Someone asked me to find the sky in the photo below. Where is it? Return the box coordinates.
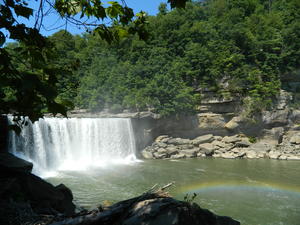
[20,0,169,37]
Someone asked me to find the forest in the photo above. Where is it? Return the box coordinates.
[4,0,300,117]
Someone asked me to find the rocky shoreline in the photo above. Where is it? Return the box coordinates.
[141,133,300,160]
[0,153,240,225]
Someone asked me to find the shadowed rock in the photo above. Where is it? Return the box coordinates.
[49,190,240,225]
[0,154,75,217]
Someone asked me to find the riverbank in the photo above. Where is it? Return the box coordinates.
[0,153,240,225]
[141,133,300,160]
[68,90,300,158]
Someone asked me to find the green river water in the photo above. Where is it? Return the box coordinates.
[48,158,300,225]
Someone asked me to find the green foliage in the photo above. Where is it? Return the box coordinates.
[70,0,300,116]
[2,0,300,121]
[0,0,188,125]
[248,136,257,143]
[109,104,123,114]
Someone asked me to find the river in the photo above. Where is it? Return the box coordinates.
[48,158,300,225]
[8,117,300,225]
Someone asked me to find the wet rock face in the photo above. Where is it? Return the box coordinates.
[141,133,300,161]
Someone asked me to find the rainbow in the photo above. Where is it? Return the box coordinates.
[176,180,300,196]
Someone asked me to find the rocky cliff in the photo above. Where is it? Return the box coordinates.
[46,90,300,160]
[138,90,300,160]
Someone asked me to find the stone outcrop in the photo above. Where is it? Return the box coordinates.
[26,90,299,154]
[131,91,300,151]
[136,89,300,156]
[141,134,300,160]
[0,153,75,217]
[0,152,33,172]
[49,189,240,225]
[0,154,240,225]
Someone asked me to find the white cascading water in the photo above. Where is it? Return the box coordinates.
[8,117,137,176]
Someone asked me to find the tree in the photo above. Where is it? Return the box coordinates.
[73,0,300,117]
[0,0,189,127]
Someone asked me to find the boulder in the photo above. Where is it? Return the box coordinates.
[221,152,236,159]
[224,117,241,131]
[50,191,240,225]
[247,142,273,153]
[231,148,244,154]
[268,151,281,159]
[192,134,214,145]
[153,152,167,159]
[286,155,300,160]
[165,149,178,156]
[212,152,222,158]
[155,135,169,143]
[0,163,75,216]
[157,142,168,148]
[179,144,194,150]
[141,151,154,159]
[167,138,191,145]
[165,146,179,155]
[21,173,75,215]
[0,153,33,173]
[290,134,300,144]
[199,143,215,156]
[54,184,75,216]
[180,149,198,158]
[0,178,21,198]
[197,152,206,157]
[214,136,223,141]
[157,148,167,154]
[222,135,241,144]
[211,140,227,148]
[245,151,259,159]
[279,155,287,160]
[235,139,251,148]
[170,154,186,159]
[123,197,239,225]
[236,151,246,158]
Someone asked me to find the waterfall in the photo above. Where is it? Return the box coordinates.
[8,117,137,176]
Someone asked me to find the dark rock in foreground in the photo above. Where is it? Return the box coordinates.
[50,190,240,225]
[0,153,75,223]
[0,154,239,225]
[0,152,33,173]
